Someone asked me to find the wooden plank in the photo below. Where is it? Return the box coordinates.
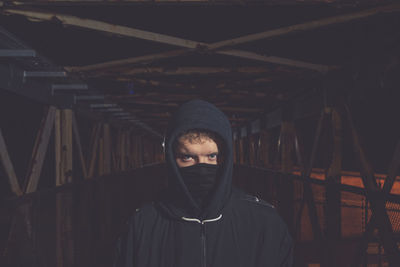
[72,112,88,178]
[279,122,295,233]
[325,108,342,267]
[280,122,295,173]
[8,0,397,5]
[4,9,335,72]
[120,131,126,171]
[94,66,276,76]
[207,3,400,50]
[126,131,132,169]
[3,8,203,48]
[219,49,335,72]
[248,134,256,165]
[57,4,400,72]
[0,129,23,196]
[294,109,326,245]
[55,109,61,186]
[55,110,74,267]
[98,137,104,176]
[88,124,101,178]
[66,49,187,72]
[60,109,73,184]
[71,48,333,73]
[25,106,56,193]
[258,130,271,167]
[103,123,111,174]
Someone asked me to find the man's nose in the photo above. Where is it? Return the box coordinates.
[197,156,207,164]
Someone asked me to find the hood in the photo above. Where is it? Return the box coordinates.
[160,99,233,220]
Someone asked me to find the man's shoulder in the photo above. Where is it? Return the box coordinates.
[232,187,275,209]
[230,188,289,232]
[237,193,275,210]
[125,202,158,226]
[231,187,280,219]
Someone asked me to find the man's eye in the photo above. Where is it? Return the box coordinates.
[208,153,218,160]
[181,155,193,161]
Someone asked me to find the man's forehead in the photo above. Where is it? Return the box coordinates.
[176,139,218,153]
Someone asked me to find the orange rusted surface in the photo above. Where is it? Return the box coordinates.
[292,168,400,195]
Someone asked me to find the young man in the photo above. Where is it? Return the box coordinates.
[114,99,293,267]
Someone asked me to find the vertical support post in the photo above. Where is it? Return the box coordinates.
[98,136,104,176]
[126,130,132,169]
[55,109,74,267]
[62,110,73,184]
[258,130,271,167]
[325,108,342,267]
[120,130,126,171]
[248,124,256,166]
[88,124,101,178]
[294,109,326,265]
[279,122,295,233]
[72,113,88,178]
[239,138,244,164]
[103,124,111,174]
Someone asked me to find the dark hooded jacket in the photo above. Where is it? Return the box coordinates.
[113,100,293,267]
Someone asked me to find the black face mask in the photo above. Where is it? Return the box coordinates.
[179,163,220,208]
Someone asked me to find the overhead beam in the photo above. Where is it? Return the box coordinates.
[3,8,334,72]
[219,49,334,72]
[93,66,277,76]
[51,3,400,72]
[3,8,203,48]
[65,49,188,72]
[4,0,397,5]
[207,3,400,50]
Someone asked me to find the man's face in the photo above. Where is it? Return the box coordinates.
[175,137,219,168]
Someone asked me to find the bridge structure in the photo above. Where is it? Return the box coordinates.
[0,1,400,266]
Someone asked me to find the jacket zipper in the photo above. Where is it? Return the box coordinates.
[181,215,222,267]
[201,223,206,267]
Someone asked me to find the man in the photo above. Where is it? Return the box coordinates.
[114,99,293,267]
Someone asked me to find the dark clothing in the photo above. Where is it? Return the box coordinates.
[114,100,293,267]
